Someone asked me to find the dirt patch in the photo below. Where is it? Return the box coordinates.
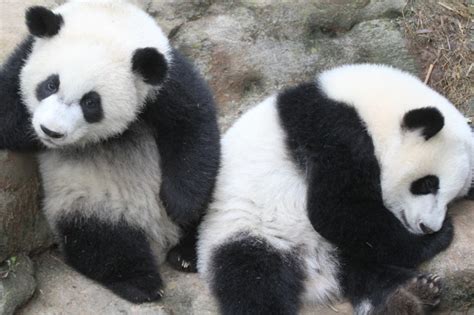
[402,0,473,115]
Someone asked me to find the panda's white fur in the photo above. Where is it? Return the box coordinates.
[38,126,181,259]
[20,0,171,147]
[198,64,473,314]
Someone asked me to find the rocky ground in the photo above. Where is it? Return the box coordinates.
[0,0,473,314]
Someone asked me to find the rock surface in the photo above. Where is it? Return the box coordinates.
[158,0,418,130]
[421,201,474,312]
[0,152,52,263]
[0,255,36,315]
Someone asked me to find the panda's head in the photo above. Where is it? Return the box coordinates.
[319,64,474,235]
[384,107,473,235]
[20,1,171,148]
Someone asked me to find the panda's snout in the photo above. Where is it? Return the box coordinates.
[40,125,65,139]
[419,222,435,234]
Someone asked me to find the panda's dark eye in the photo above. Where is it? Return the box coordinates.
[410,175,439,195]
[36,74,60,101]
[80,91,103,123]
[83,98,96,108]
[47,80,58,92]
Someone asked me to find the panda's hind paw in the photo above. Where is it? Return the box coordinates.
[405,274,442,309]
[377,274,442,315]
[167,244,197,273]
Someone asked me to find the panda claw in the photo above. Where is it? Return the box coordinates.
[167,244,197,273]
[181,260,190,269]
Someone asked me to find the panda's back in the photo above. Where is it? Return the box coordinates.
[38,124,181,258]
[198,95,341,304]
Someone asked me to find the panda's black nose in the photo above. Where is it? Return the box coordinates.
[40,125,64,139]
[419,223,435,234]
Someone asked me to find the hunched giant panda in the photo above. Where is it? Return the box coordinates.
[0,0,220,303]
[198,64,473,315]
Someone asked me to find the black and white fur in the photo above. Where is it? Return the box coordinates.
[0,0,220,303]
[198,64,473,314]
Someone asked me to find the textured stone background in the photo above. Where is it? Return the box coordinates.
[0,0,472,314]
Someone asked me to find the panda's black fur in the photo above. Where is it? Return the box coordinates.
[0,37,42,151]
[0,5,220,304]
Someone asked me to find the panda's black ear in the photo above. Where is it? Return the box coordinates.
[132,48,168,85]
[402,107,444,140]
[26,6,63,38]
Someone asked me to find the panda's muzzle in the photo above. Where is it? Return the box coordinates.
[40,124,65,139]
[419,222,435,234]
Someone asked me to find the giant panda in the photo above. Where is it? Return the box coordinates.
[0,0,220,303]
[198,64,473,314]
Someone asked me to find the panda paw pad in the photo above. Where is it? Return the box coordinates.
[405,274,442,307]
[379,274,442,314]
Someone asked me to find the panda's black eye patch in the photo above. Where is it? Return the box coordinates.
[80,91,103,123]
[410,175,439,195]
[36,74,59,101]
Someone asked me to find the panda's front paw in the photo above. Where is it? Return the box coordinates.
[106,272,164,304]
[431,217,454,251]
[167,243,197,273]
[378,274,442,315]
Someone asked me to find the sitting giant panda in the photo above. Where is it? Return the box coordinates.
[198,64,473,314]
[0,0,220,303]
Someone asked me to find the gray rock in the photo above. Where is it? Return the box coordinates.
[0,152,52,263]
[0,255,36,315]
[422,201,474,312]
[170,4,418,130]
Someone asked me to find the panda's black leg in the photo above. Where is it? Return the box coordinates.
[342,260,442,315]
[57,215,163,304]
[167,221,198,273]
[209,235,305,315]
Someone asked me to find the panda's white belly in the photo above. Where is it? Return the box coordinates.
[38,126,181,260]
[198,97,341,304]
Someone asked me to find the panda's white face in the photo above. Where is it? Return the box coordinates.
[319,64,474,235]
[19,0,171,148]
[382,129,472,234]
[21,42,145,148]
